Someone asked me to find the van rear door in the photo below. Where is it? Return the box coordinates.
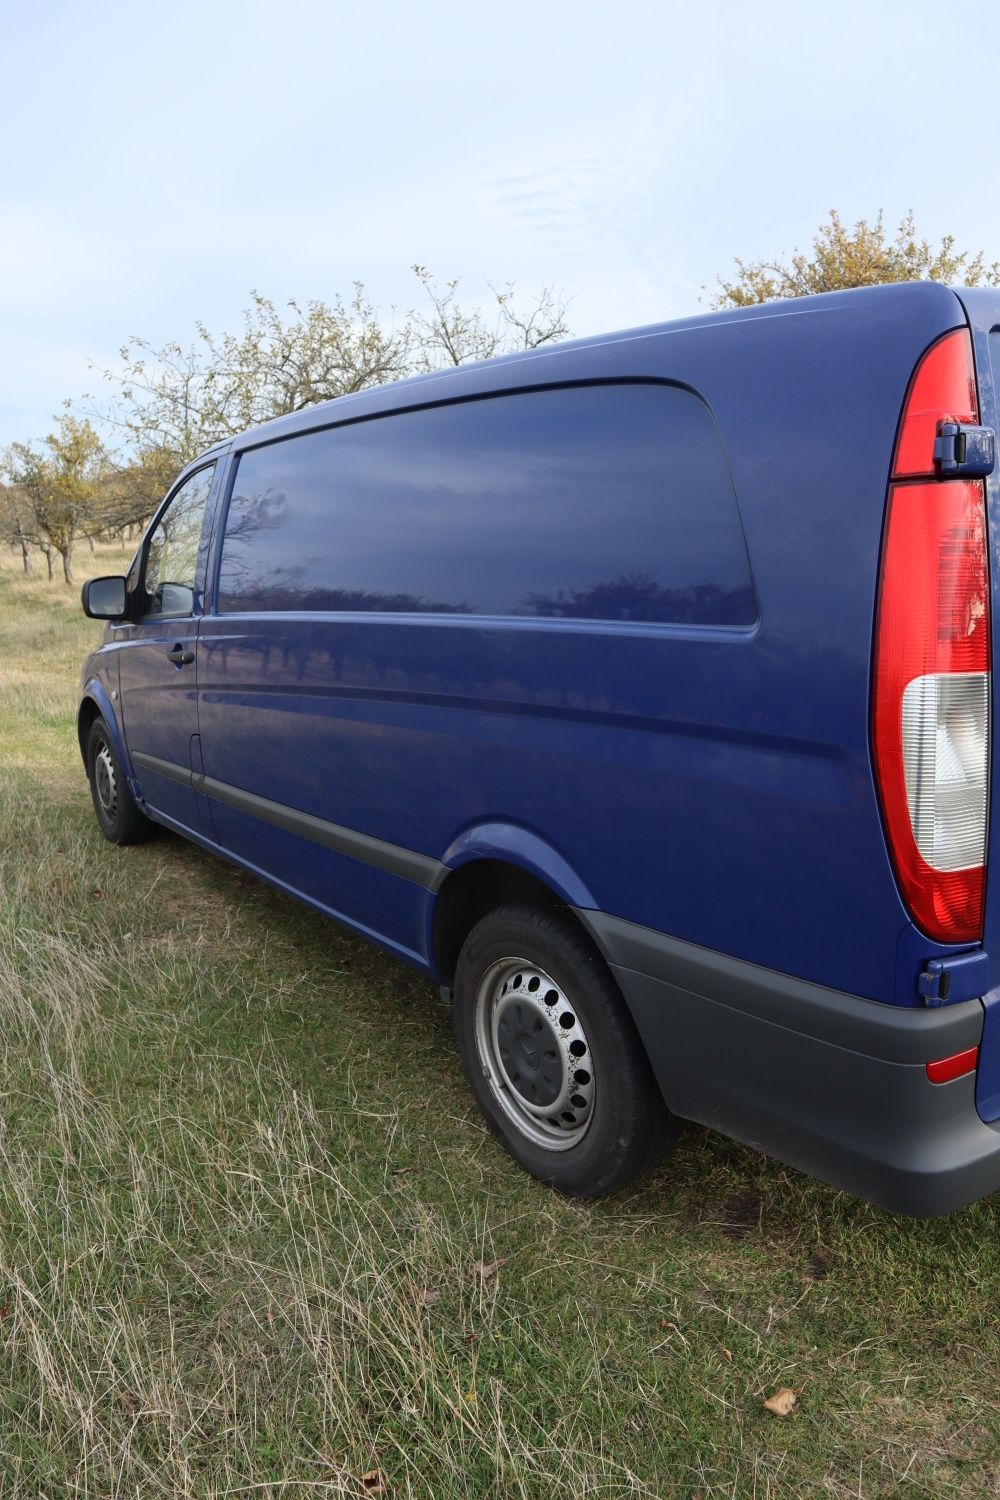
[948,290,1000,1117]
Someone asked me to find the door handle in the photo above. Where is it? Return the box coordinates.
[166,646,195,666]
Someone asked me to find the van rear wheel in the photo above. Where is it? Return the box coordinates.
[86,716,157,846]
[453,904,675,1196]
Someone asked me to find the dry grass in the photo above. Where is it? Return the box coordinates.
[2,545,1000,1497]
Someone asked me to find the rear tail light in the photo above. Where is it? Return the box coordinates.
[873,330,990,944]
[892,329,978,478]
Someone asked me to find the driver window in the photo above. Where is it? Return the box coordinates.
[141,465,216,618]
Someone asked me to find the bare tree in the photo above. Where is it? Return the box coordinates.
[85,270,572,468]
[92,444,178,544]
[410,267,570,368]
[0,483,37,574]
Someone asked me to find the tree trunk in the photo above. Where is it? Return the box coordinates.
[42,544,54,581]
[87,533,95,552]
[62,541,75,585]
[15,525,32,574]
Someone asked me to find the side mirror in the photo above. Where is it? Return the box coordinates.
[81,575,127,620]
[158,581,195,616]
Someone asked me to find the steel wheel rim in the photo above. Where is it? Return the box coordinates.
[473,957,595,1151]
[94,741,118,818]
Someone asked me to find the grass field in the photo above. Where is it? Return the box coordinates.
[2,547,1000,1498]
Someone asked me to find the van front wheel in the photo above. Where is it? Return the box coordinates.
[453,905,674,1196]
[86,716,157,846]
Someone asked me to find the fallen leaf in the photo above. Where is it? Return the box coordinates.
[90,888,103,899]
[722,1348,733,1362]
[416,1287,441,1309]
[471,1258,506,1283]
[360,1471,388,1495]
[763,1387,796,1417]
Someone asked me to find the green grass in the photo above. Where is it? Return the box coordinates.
[2,547,1000,1497]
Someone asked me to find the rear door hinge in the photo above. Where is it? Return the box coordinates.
[933,422,996,477]
[918,960,949,1005]
[919,949,990,1006]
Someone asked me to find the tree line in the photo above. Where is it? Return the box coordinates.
[0,268,570,584]
[4,214,999,585]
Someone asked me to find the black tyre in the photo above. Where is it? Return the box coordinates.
[453,904,676,1196]
[86,716,157,846]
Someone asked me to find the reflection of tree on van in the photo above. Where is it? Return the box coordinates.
[228,489,288,533]
[220,483,754,625]
[219,490,473,614]
[289,586,471,613]
[220,560,472,616]
[523,572,755,625]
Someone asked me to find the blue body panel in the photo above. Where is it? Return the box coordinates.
[79,659,130,786]
[81,283,984,1013]
[116,618,205,830]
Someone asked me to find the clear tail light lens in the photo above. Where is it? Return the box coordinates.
[901,672,989,872]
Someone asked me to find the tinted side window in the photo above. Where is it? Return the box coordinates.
[218,386,754,625]
[139,464,216,618]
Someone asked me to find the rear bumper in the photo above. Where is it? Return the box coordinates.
[576,910,1000,1216]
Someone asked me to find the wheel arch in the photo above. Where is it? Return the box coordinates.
[431,859,574,984]
[77,685,135,795]
[431,823,600,984]
[77,694,102,766]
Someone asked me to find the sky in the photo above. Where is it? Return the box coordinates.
[4,0,1000,450]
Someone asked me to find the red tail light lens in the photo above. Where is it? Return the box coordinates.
[873,330,990,944]
[893,329,978,479]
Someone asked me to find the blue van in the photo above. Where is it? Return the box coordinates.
[78,282,1000,1214]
